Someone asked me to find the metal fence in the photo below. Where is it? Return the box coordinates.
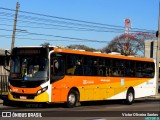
[0,75,8,99]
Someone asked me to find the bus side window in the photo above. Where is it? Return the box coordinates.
[143,62,155,78]
[83,56,98,76]
[66,54,76,75]
[66,54,83,75]
[111,59,120,76]
[53,59,59,73]
[106,67,112,76]
[135,62,143,77]
[75,59,83,75]
[105,59,111,76]
[50,58,54,75]
[67,65,76,75]
[91,60,98,76]
[113,68,118,76]
[50,53,65,79]
[98,58,106,76]
[125,60,135,77]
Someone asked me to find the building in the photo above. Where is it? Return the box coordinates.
[0,49,9,75]
[145,40,160,93]
[145,40,157,59]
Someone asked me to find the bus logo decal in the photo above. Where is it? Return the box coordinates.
[83,80,94,85]
[121,79,125,86]
[101,79,111,82]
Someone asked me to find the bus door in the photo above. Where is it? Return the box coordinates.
[50,53,66,102]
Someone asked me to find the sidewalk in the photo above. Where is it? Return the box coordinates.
[143,94,160,100]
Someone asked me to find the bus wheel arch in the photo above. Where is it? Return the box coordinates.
[126,87,135,105]
[66,87,80,108]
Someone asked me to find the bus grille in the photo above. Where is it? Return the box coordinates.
[11,92,36,99]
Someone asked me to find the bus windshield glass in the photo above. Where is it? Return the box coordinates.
[10,48,48,81]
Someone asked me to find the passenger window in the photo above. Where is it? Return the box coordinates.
[105,59,112,76]
[125,60,135,77]
[98,58,106,76]
[112,59,125,77]
[143,62,155,78]
[66,54,84,75]
[83,56,98,76]
[136,62,144,77]
[50,53,65,79]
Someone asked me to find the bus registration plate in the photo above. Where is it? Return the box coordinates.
[20,96,27,99]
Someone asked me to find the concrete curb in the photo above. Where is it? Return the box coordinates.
[145,95,160,99]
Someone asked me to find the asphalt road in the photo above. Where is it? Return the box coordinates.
[0,99,159,120]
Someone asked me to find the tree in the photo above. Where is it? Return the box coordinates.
[67,44,98,52]
[40,42,50,47]
[102,32,156,56]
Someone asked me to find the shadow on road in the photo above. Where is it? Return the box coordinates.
[2,98,159,109]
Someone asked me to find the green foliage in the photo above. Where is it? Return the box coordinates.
[67,44,98,52]
[102,33,148,56]
[40,42,50,47]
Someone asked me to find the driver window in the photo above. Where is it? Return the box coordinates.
[50,53,65,77]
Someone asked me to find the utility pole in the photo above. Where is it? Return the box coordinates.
[11,2,20,50]
[124,18,131,55]
[156,2,160,96]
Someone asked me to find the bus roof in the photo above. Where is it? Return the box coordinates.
[13,46,47,48]
[53,47,154,62]
[12,46,154,62]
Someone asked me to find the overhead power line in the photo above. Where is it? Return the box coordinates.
[0,7,127,28]
[0,23,124,33]
[0,7,156,33]
[0,28,108,43]
[0,16,155,34]
[0,12,126,33]
[0,6,157,48]
[0,35,97,43]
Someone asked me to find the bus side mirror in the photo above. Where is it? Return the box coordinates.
[5,50,11,56]
[4,50,10,72]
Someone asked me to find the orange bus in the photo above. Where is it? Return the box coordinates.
[6,46,156,107]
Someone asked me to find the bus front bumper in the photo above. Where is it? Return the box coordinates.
[8,91,49,102]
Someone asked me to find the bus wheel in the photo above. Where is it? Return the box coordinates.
[126,89,134,105]
[66,90,79,108]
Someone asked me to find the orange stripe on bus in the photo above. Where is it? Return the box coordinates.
[10,85,42,94]
[51,76,151,102]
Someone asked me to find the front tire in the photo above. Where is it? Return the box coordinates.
[66,90,79,108]
[126,89,134,105]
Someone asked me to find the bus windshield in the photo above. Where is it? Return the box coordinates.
[10,56,48,81]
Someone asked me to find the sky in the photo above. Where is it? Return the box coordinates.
[0,0,159,50]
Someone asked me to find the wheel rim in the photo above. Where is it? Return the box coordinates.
[68,93,76,105]
[128,92,133,102]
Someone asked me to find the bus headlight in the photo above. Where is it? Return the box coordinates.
[8,86,12,93]
[37,86,48,95]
